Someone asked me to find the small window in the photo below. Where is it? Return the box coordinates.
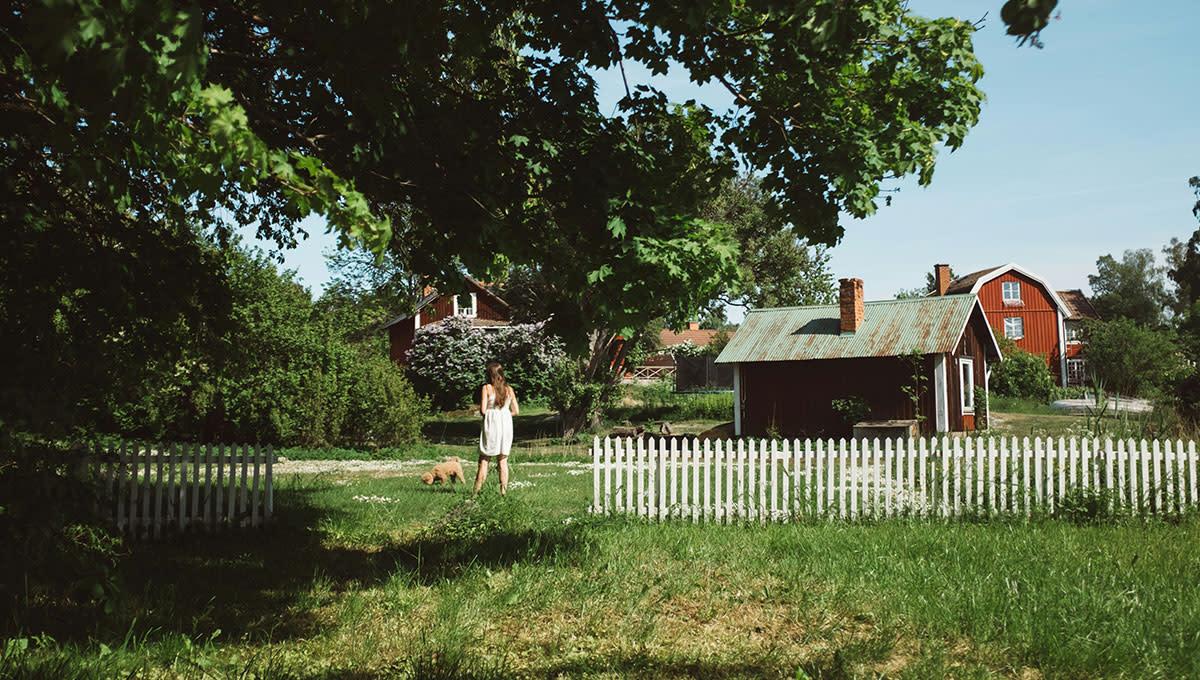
[454,292,478,318]
[959,358,975,413]
[1004,317,1024,339]
[1002,281,1022,304]
[1066,322,1084,342]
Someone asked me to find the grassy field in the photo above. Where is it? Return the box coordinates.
[6,449,1200,679]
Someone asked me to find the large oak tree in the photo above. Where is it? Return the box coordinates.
[4,0,988,434]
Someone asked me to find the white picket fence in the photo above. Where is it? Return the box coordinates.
[90,442,274,539]
[591,436,1200,521]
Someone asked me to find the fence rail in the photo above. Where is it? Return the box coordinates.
[591,436,1200,522]
[87,442,274,539]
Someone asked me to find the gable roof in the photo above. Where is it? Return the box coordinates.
[944,266,1001,294]
[715,294,1000,364]
[379,276,508,329]
[1057,289,1100,320]
[944,262,1072,317]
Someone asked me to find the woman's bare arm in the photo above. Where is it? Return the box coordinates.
[479,385,489,417]
[508,387,519,416]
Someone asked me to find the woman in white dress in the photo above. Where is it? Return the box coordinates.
[475,361,518,494]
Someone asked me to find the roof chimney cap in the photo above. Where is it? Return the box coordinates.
[838,277,864,334]
[934,264,952,296]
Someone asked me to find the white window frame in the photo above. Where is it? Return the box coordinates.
[1004,316,1024,340]
[452,292,478,318]
[1001,281,1022,304]
[1066,321,1084,344]
[959,358,975,414]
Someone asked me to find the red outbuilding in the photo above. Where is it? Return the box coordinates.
[716,278,1002,438]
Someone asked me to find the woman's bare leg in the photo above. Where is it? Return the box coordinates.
[498,455,510,495]
[474,456,490,493]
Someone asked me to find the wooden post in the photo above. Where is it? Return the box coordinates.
[692,439,702,523]
[116,443,128,534]
[265,444,274,523]
[679,438,689,520]
[154,446,164,540]
[603,436,613,516]
[203,443,213,530]
[215,443,225,528]
[251,444,261,528]
[703,439,712,523]
[188,442,199,528]
[591,437,601,514]
[227,443,239,525]
[826,439,835,519]
[239,443,250,526]
[175,443,186,531]
[637,437,646,518]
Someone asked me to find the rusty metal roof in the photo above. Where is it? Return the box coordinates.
[715,294,983,364]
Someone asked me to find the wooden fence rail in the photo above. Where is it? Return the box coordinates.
[86,442,274,539]
[591,436,1200,522]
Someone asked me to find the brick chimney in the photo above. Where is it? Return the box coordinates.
[839,278,864,334]
[687,321,700,331]
[934,264,952,296]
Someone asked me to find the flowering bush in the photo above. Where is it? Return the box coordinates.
[406,317,566,409]
[667,340,707,358]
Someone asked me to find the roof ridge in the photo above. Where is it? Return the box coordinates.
[746,294,975,314]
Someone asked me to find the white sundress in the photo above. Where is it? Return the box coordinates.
[479,386,514,457]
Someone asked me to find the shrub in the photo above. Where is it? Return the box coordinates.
[1084,318,1186,397]
[831,396,870,427]
[990,338,1056,402]
[0,440,124,634]
[341,350,428,448]
[406,317,566,410]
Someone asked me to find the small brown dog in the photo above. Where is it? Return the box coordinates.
[421,457,466,486]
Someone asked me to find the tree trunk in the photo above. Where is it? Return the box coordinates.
[558,330,632,440]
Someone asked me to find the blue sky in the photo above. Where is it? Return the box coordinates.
[248,0,1199,321]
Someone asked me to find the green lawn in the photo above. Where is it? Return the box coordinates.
[6,452,1200,679]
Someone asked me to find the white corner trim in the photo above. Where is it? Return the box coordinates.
[1056,307,1068,385]
[414,312,421,329]
[934,354,949,433]
[733,364,743,436]
[983,358,990,424]
[967,262,1073,318]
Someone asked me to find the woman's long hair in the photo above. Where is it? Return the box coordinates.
[486,362,508,405]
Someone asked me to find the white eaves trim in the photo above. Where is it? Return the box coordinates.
[961,262,1073,318]
[953,297,1004,362]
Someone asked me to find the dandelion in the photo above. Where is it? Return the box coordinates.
[352,494,401,504]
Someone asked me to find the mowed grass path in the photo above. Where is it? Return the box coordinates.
[9,454,1200,678]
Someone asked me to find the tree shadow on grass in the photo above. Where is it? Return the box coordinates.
[68,485,592,647]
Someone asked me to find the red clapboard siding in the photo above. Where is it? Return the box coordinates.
[739,355,939,439]
[977,271,1061,378]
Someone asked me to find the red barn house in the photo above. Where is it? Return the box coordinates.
[938,263,1097,386]
[381,277,510,364]
[716,278,1002,438]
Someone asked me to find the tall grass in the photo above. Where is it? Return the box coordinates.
[613,380,733,424]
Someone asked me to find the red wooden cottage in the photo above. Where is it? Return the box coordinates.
[937,263,1098,386]
[381,277,510,364]
[716,278,1002,438]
